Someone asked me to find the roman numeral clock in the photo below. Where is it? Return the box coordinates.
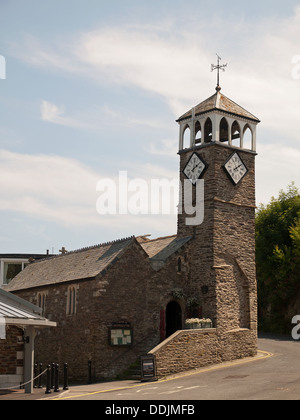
[183,152,208,185]
[223,152,248,186]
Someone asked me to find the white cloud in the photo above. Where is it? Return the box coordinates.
[13,8,300,146]
[41,100,91,129]
[256,143,300,206]
[40,100,168,132]
[8,8,300,223]
[41,100,65,123]
[0,139,298,243]
[148,138,178,157]
[0,150,178,235]
[0,150,101,227]
[11,34,84,75]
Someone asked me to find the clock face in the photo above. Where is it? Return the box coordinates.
[183,153,208,185]
[223,152,248,186]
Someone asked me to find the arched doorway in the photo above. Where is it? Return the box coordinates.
[166,301,182,338]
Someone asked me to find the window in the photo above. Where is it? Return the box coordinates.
[67,286,77,316]
[3,263,22,285]
[37,292,47,316]
[177,257,182,273]
[1,260,29,285]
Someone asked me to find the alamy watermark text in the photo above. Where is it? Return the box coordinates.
[96,171,204,226]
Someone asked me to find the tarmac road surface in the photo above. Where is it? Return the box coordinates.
[49,334,300,401]
[1,334,300,400]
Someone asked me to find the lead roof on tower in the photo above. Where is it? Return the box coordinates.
[176,90,260,124]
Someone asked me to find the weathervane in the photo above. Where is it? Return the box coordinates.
[211,54,227,91]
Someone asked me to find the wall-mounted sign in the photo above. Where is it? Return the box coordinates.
[109,322,133,347]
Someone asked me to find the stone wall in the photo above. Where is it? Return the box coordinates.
[14,240,190,383]
[0,325,24,388]
[7,143,257,382]
[150,329,219,377]
[149,328,257,379]
[177,143,257,336]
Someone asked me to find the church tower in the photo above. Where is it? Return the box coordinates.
[176,63,260,339]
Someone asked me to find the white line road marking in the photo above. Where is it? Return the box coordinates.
[162,385,204,395]
[136,387,158,393]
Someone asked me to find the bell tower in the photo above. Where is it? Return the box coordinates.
[176,69,260,341]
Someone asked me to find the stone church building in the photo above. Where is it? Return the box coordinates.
[5,84,260,383]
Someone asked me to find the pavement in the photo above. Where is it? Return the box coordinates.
[0,350,270,400]
[0,379,144,400]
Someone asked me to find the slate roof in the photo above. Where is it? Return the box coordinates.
[139,235,192,271]
[5,237,135,292]
[138,235,178,258]
[5,234,192,292]
[177,90,260,123]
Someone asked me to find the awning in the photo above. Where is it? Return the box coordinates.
[0,288,57,328]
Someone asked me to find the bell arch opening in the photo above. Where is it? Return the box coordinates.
[220,117,229,144]
[243,124,253,150]
[183,125,191,149]
[204,118,213,143]
[195,121,202,144]
[231,120,241,147]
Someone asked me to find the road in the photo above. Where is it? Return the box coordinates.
[54,335,300,401]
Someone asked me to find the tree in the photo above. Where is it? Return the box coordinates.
[256,183,300,333]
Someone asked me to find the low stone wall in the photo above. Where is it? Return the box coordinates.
[149,329,219,377]
[149,328,257,378]
[219,328,257,361]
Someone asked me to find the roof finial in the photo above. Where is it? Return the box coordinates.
[211,54,227,92]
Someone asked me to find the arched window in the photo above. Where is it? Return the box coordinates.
[243,125,253,150]
[177,257,182,273]
[67,286,77,316]
[195,121,202,144]
[220,117,229,143]
[37,292,47,317]
[204,118,212,143]
[231,121,241,147]
[183,125,190,149]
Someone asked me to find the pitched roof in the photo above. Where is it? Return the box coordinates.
[138,235,178,258]
[5,237,135,292]
[139,235,192,271]
[5,234,193,292]
[0,288,56,327]
[177,90,260,123]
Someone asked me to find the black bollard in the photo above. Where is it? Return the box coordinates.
[38,363,43,389]
[63,363,69,391]
[45,364,52,394]
[51,362,55,389]
[54,363,60,392]
[88,360,92,384]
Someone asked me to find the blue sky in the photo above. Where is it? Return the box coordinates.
[0,0,300,253]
